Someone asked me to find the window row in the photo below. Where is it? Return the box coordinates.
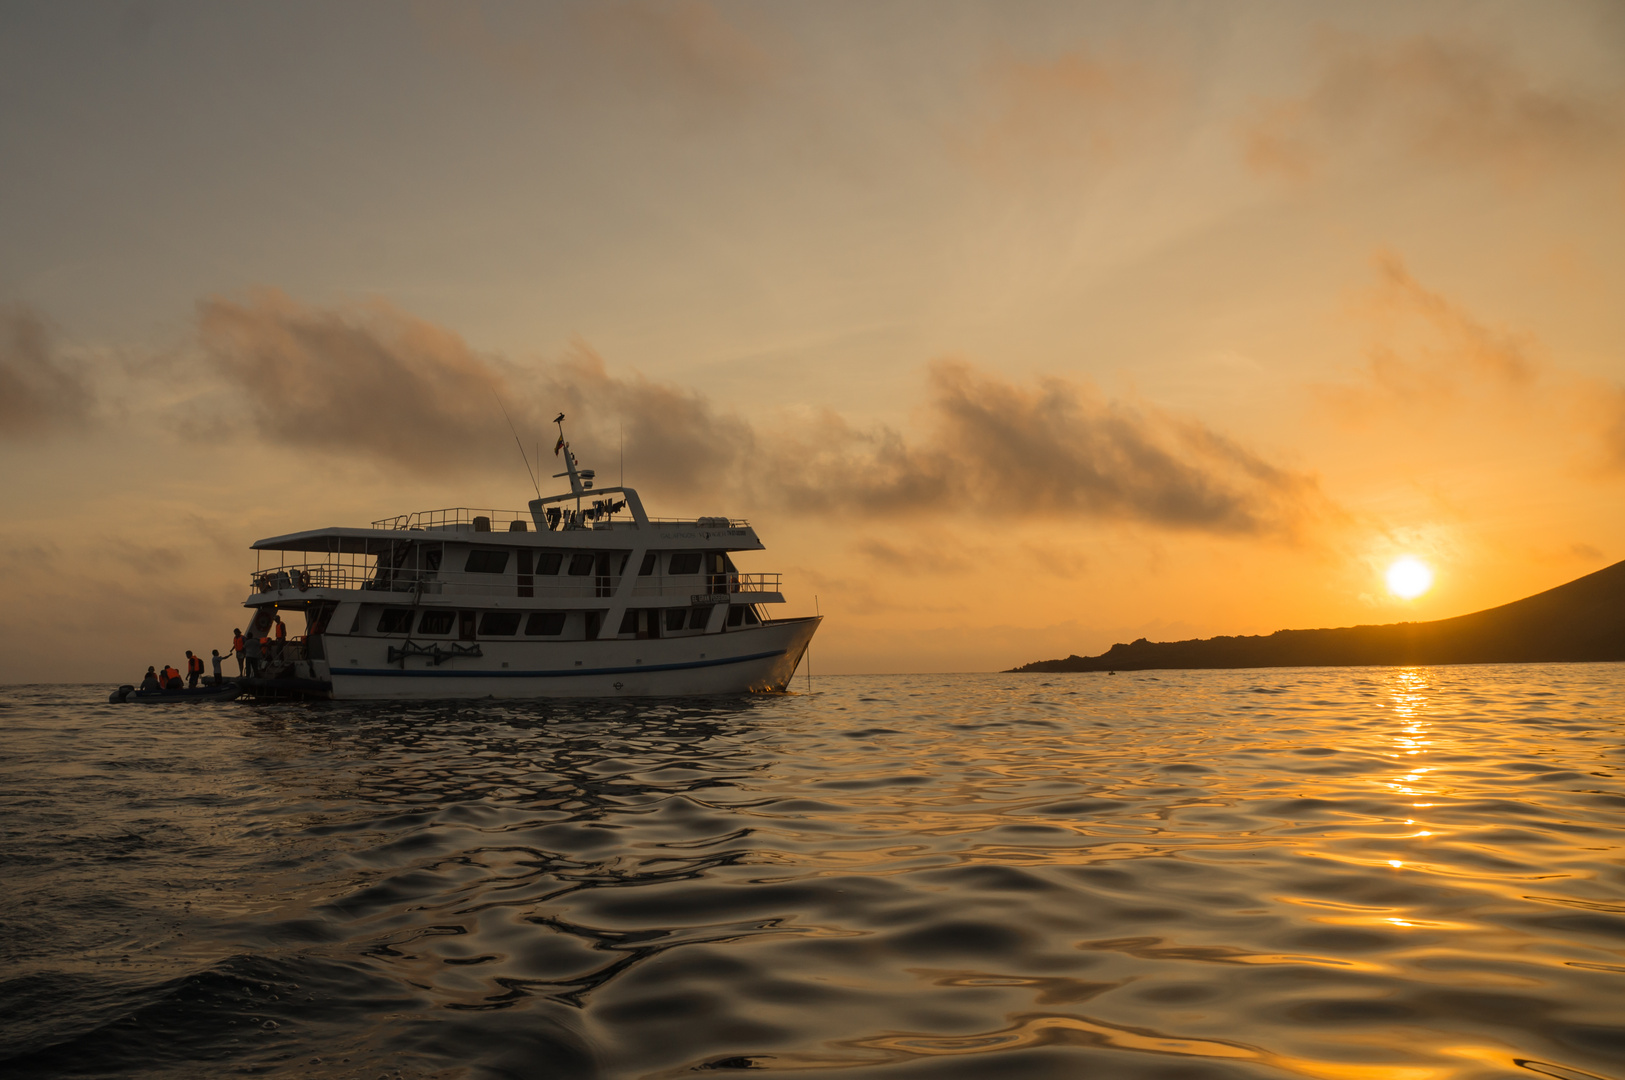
[377,609,568,636]
[374,604,762,638]
[459,549,735,576]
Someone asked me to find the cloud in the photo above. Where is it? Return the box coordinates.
[854,537,987,576]
[955,47,1167,181]
[580,0,775,98]
[196,291,1328,538]
[767,361,1326,537]
[1370,252,1536,385]
[0,305,94,439]
[416,0,775,101]
[198,289,522,470]
[1241,33,1624,183]
[1317,252,1541,422]
[1589,382,1625,472]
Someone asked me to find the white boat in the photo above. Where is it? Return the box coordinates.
[239,423,819,699]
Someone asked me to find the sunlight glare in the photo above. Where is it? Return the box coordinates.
[1386,557,1434,599]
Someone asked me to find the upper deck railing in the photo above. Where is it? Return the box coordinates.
[371,508,535,532]
[250,563,781,601]
[646,517,750,528]
[368,507,752,534]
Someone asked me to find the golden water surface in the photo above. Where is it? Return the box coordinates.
[1,665,1622,1079]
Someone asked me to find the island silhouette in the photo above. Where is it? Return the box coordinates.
[1010,559,1625,673]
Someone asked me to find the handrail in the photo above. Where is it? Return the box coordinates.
[368,507,752,532]
[372,508,534,531]
[250,563,781,600]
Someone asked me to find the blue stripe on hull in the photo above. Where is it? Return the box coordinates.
[341,648,787,679]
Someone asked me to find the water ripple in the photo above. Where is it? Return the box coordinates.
[1,666,1622,1079]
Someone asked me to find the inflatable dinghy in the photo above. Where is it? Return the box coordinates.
[110,683,242,704]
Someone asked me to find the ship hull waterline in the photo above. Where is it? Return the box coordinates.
[316,616,820,700]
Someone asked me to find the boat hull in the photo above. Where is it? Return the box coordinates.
[319,616,820,700]
[125,683,243,703]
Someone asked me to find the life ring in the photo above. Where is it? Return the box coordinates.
[296,571,311,591]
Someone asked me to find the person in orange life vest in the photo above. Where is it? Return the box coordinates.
[162,664,182,690]
[231,629,246,675]
[185,651,204,688]
[141,666,161,692]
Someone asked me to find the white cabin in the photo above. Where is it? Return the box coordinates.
[241,438,819,699]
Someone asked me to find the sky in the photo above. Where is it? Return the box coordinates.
[3,0,1624,683]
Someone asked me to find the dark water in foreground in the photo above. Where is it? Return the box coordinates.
[2,668,1623,1080]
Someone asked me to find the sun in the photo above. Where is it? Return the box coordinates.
[1386,557,1434,599]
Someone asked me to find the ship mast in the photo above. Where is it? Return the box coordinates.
[550,413,595,512]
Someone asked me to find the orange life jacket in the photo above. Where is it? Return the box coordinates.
[232,633,245,651]
[163,666,179,682]
[188,656,204,674]
[274,622,286,640]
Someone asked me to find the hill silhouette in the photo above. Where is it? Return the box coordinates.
[1010,559,1625,673]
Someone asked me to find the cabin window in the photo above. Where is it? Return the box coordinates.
[417,610,456,635]
[479,612,522,635]
[568,554,595,576]
[726,606,745,627]
[618,610,639,635]
[422,548,443,573]
[743,607,760,625]
[465,549,510,574]
[639,552,656,576]
[690,607,712,630]
[665,608,688,632]
[537,552,563,575]
[377,610,413,634]
[524,612,566,635]
[668,553,702,575]
[516,551,533,575]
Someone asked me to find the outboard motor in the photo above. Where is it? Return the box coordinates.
[109,684,134,703]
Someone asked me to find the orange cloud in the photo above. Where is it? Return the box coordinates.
[956,46,1167,180]
[1317,251,1541,423]
[777,360,1327,536]
[0,305,94,439]
[195,291,1330,538]
[1584,381,1625,473]
[1241,33,1624,184]
[581,0,775,98]
[417,0,775,100]
[198,290,519,470]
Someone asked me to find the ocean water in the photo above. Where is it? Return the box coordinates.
[2,667,1623,1080]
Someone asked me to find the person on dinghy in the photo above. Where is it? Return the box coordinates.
[185,651,204,688]
[141,667,161,692]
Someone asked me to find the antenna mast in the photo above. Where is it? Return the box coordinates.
[494,392,541,499]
